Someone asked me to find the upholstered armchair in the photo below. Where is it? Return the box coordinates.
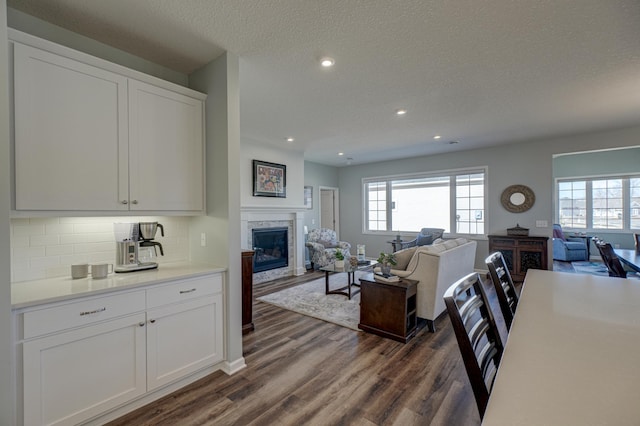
[399,228,445,250]
[552,224,588,261]
[306,228,351,268]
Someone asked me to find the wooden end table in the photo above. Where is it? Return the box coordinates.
[358,272,418,343]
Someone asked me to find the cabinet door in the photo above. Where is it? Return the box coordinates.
[14,43,129,211]
[22,313,146,426]
[146,294,223,390]
[128,80,204,212]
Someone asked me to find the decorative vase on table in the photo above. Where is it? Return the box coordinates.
[335,248,345,268]
[377,252,397,277]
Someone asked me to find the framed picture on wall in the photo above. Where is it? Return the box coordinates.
[253,160,287,197]
[304,186,313,209]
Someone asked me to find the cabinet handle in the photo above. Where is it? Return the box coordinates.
[121,200,128,205]
[179,288,197,294]
[131,200,138,205]
[149,319,156,324]
[79,307,106,316]
[138,322,145,327]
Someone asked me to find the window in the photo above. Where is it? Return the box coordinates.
[364,168,486,235]
[557,176,639,230]
[592,178,622,229]
[558,181,586,228]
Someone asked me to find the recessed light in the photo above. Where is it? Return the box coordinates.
[338,152,344,156]
[320,57,335,67]
[434,135,441,140]
[396,109,407,116]
[286,137,294,143]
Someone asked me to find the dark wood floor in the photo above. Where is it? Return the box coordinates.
[108,271,507,426]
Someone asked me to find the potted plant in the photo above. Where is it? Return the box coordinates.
[334,248,345,268]
[377,252,397,276]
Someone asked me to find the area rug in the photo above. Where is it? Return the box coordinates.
[571,261,610,277]
[256,274,363,331]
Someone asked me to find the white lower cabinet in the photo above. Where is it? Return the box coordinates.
[18,273,224,426]
[147,294,223,390]
[23,313,147,426]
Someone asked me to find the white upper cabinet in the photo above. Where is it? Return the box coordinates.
[128,80,204,212]
[12,34,206,214]
[14,43,129,211]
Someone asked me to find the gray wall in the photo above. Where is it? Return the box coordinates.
[553,146,640,250]
[303,161,339,231]
[337,125,640,268]
[8,8,187,86]
[189,52,244,368]
[1,2,13,422]
[553,147,640,178]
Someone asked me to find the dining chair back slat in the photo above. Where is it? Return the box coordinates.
[594,240,627,278]
[485,252,519,330]
[444,272,504,419]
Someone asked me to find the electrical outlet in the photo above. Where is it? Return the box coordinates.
[200,233,206,247]
[535,220,548,228]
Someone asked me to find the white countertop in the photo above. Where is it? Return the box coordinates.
[482,269,640,425]
[12,262,226,309]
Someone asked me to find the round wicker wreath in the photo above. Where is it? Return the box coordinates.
[500,184,535,213]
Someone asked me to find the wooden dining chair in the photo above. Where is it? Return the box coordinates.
[444,272,504,419]
[634,234,640,252]
[485,252,519,330]
[594,240,627,278]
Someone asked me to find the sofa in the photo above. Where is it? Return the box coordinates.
[377,238,477,332]
[306,228,351,268]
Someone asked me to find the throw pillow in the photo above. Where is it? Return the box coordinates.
[433,238,445,245]
[423,243,446,254]
[319,240,339,248]
[393,247,418,270]
[415,233,434,246]
[443,240,458,249]
[552,226,566,241]
[454,238,468,245]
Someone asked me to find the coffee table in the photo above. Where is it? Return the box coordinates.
[320,259,375,299]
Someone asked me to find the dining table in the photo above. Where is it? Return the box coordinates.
[614,248,640,272]
[482,269,640,425]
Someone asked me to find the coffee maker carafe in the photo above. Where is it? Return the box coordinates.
[114,223,159,273]
[139,222,164,258]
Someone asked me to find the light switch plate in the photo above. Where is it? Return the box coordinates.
[535,220,548,228]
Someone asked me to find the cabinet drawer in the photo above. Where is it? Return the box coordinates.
[146,274,223,309]
[23,291,146,339]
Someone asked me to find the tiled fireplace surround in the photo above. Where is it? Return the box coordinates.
[240,207,306,284]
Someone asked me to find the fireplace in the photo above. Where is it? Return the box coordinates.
[252,227,289,272]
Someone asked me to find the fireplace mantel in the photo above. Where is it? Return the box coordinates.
[240,208,306,279]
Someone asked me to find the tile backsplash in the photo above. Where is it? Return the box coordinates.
[11,216,190,282]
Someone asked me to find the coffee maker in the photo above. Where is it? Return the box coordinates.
[139,222,164,258]
[114,223,159,273]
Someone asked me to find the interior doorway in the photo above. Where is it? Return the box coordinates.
[320,187,340,236]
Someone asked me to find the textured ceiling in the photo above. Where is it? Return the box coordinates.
[8,0,640,166]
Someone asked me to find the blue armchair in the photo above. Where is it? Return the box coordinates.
[552,224,588,261]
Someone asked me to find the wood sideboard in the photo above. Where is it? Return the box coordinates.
[488,234,549,282]
[241,250,255,334]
